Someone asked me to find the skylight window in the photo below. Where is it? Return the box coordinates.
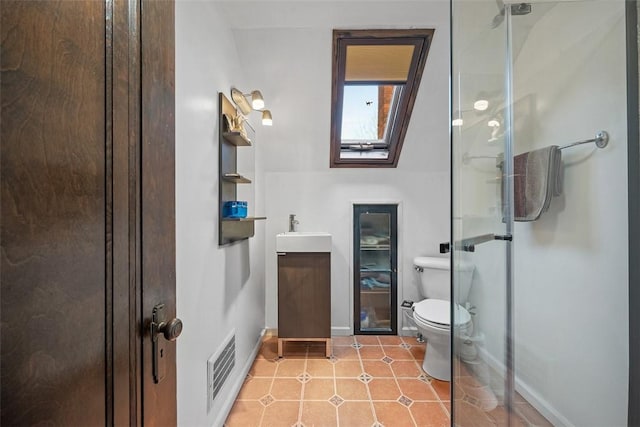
[330,29,434,167]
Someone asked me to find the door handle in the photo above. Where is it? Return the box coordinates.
[151,303,183,383]
[439,234,512,253]
[460,233,512,252]
[155,317,183,341]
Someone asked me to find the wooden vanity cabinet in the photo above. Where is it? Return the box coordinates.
[277,252,331,356]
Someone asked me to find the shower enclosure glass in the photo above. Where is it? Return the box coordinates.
[451,1,629,425]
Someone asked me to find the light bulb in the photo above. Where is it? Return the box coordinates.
[261,110,272,126]
[251,90,265,110]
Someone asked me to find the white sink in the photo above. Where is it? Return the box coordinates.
[276,232,332,253]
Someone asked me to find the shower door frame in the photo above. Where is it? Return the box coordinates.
[626,2,640,425]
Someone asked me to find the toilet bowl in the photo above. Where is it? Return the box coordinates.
[412,256,475,381]
[413,298,471,380]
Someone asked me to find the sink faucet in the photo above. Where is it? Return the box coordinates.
[289,214,299,232]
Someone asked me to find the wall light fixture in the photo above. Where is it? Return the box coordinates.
[231,87,273,126]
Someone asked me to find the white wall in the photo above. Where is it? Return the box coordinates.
[225,0,451,335]
[458,2,628,426]
[175,3,267,426]
[512,3,628,425]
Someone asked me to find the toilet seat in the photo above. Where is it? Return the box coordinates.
[413,299,471,328]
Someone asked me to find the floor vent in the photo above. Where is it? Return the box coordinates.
[208,332,236,410]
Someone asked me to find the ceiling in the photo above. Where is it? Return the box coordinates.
[213,1,449,30]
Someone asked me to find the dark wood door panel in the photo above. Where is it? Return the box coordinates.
[140,0,177,425]
[1,1,107,424]
[1,0,177,425]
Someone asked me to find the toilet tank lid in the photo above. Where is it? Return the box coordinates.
[413,256,474,271]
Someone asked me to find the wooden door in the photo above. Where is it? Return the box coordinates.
[140,1,178,425]
[0,1,176,425]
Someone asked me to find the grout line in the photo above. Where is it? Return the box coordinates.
[360,341,379,425]
[332,342,340,427]
[296,344,309,424]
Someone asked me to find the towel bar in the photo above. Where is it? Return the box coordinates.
[559,130,609,150]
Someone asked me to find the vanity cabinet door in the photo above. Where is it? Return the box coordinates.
[278,253,331,338]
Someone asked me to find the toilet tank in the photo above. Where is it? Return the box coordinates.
[413,256,475,302]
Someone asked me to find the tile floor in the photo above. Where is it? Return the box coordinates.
[224,335,551,427]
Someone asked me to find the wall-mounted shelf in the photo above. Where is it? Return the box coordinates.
[221,216,267,222]
[222,131,252,147]
[222,173,252,184]
[218,93,266,245]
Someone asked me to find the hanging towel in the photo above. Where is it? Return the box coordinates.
[513,145,563,221]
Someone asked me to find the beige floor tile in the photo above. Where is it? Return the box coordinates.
[301,401,338,426]
[336,378,370,400]
[431,379,451,401]
[306,358,334,378]
[229,336,463,426]
[236,377,273,400]
[378,336,405,345]
[396,378,439,401]
[275,359,306,377]
[331,336,356,346]
[249,359,278,377]
[332,345,359,360]
[391,360,423,378]
[409,345,426,361]
[333,360,362,378]
[383,346,414,360]
[303,378,335,401]
[257,340,279,360]
[224,400,264,427]
[372,401,415,426]
[261,401,301,427]
[271,378,303,400]
[453,400,498,427]
[354,335,380,345]
[337,401,375,427]
[410,402,450,427]
[362,360,395,378]
[368,378,402,401]
[358,345,385,360]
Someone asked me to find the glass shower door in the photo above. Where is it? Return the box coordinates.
[451,0,514,423]
[451,1,629,426]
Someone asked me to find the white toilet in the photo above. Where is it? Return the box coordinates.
[412,256,475,381]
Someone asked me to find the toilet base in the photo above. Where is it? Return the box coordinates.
[423,339,451,381]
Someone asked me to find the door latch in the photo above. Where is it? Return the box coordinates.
[151,303,183,384]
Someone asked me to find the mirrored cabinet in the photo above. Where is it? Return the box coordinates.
[353,204,397,334]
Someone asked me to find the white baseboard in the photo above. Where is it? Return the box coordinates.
[212,329,265,427]
[265,327,277,337]
[331,326,352,336]
[478,347,573,427]
[401,326,418,337]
